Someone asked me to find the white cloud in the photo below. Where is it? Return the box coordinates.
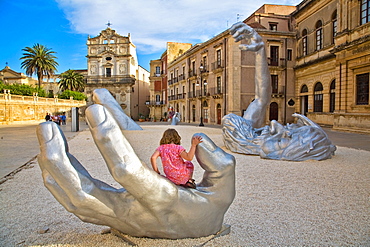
[56,0,301,55]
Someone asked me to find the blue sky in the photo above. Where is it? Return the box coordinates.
[0,0,301,75]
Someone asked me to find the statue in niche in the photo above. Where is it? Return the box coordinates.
[119,63,127,74]
[222,23,336,161]
[36,88,235,239]
[90,65,96,74]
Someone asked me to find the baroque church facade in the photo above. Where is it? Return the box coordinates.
[84,26,149,119]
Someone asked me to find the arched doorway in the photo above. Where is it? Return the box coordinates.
[269,102,278,121]
[192,105,196,122]
[330,80,335,112]
[203,101,209,123]
[300,84,309,116]
[217,104,222,124]
[314,82,323,112]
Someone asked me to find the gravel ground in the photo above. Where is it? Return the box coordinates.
[1,125,369,246]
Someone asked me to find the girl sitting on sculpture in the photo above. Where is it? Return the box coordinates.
[151,128,202,189]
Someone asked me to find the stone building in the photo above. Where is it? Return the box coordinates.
[163,4,296,126]
[84,27,149,119]
[147,42,192,121]
[293,0,370,133]
[0,66,38,86]
[149,1,370,132]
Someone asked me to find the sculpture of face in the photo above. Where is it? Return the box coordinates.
[222,113,336,161]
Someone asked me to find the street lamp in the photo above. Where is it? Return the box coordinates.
[197,64,206,126]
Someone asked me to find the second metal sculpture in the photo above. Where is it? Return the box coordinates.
[222,23,336,161]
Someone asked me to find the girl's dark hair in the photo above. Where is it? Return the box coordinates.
[160,128,181,145]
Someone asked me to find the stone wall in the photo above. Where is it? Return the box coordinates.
[0,93,87,125]
[307,112,370,134]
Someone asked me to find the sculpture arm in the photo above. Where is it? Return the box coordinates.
[230,22,271,128]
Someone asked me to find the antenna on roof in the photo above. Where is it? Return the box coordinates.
[237,14,243,22]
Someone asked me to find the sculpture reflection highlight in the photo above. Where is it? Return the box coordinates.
[223,22,336,161]
[36,91,235,239]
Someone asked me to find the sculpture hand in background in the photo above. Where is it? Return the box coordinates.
[36,104,235,239]
[230,22,264,52]
[229,22,271,128]
[223,23,335,161]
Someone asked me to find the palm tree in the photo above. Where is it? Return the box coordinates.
[20,43,58,88]
[58,69,85,91]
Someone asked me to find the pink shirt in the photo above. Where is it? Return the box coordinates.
[156,144,194,185]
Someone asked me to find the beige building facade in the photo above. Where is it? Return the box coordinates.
[85,27,149,119]
[160,4,297,126]
[147,42,192,121]
[148,1,370,132]
[294,0,370,133]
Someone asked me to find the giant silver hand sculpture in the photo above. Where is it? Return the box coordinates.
[36,103,235,239]
[223,23,336,161]
[92,88,142,130]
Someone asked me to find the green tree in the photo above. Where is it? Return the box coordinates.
[59,90,87,101]
[20,43,58,88]
[58,69,85,91]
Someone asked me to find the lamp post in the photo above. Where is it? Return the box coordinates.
[197,64,205,126]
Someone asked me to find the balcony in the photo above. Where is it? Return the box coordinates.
[209,87,223,97]
[211,60,224,71]
[188,70,197,77]
[267,58,287,67]
[87,75,136,84]
[146,100,166,106]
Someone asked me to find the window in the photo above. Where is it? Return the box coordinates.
[269,23,278,31]
[191,61,196,76]
[332,10,337,44]
[271,75,278,94]
[316,21,323,50]
[270,46,279,66]
[361,0,370,25]
[155,66,160,75]
[314,82,323,112]
[301,84,308,93]
[202,56,207,70]
[302,29,308,56]
[156,95,160,103]
[203,80,207,95]
[216,50,222,67]
[356,73,369,105]
[217,76,222,94]
[106,68,111,77]
[287,49,292,61]
[330,80,336,112]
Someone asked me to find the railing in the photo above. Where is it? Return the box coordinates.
[208,87,223,96]
[87,75,136,84]
[211,60,224,70]
[0,93,86,123]
[1,93,85,105]
[188,70,197,77]
[146,100,166,106]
